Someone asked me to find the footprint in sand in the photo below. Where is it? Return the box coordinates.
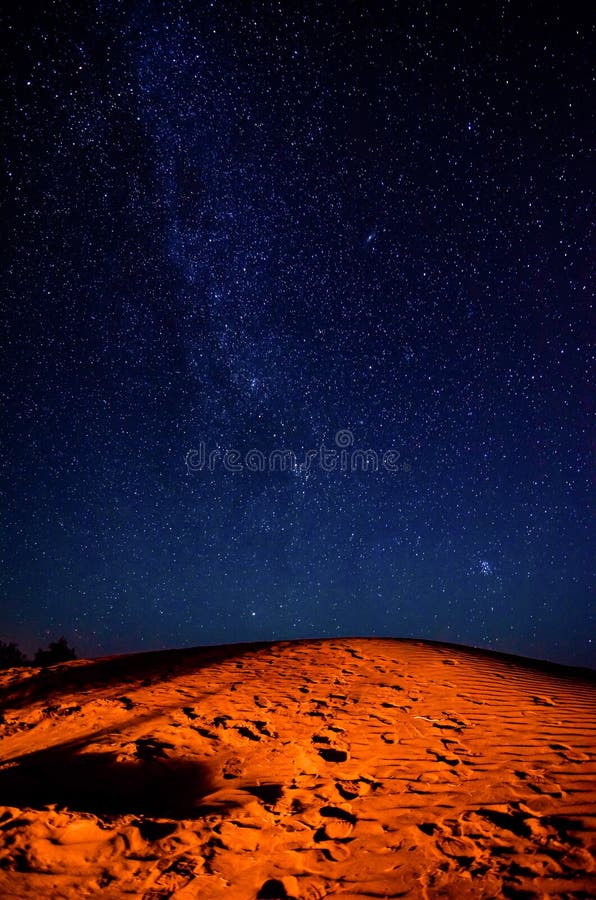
[316,841,352,862]
[550,742,590,762]
[457,692,485,706]
[117,696,135,710]
[316,805,356,840]
[329,692,348,703]
[254,695,273,709]
[413,712,469,732]
[312,725,345,744]
[222,755,243,779]
[317,747,349,763]
[335,778,376,800]
[442,738,479,759]
[370,713,393,726]
[477,805,550,841]
[152,851,205,893]
[213,715,232,728]
[442,711,472,728]
[427,748,461,767]
[193,724,218,739]
[532,694,556,707]
[309,697,329,710]
[436,833,477,862]
[410,771,459,792]
[344,648,365,660]
[515,769,565,798]
[313,806,356,861]
[234,720,276,741]
[236,725,261,741]
[560,846,596,873]
[385,682,404,692]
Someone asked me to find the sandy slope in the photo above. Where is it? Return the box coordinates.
[0,638,594,899]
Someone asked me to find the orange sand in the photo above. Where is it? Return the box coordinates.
[0,638,594,898]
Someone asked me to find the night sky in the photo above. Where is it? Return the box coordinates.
[2,2,593,667]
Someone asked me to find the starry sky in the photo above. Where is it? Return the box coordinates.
[2,1,593,666]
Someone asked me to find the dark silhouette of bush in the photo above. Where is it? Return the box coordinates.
[34,637,77,667]
[0,640,28,669]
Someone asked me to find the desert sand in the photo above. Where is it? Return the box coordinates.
[0,637,594,899]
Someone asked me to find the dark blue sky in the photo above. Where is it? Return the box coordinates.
[2,1,593,666]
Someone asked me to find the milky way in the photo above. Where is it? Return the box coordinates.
[2,2,593,665]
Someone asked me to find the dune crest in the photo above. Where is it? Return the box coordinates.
[0,637,594,898]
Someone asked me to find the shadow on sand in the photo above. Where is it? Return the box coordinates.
[0,641,275,713]
[0,737,235,819]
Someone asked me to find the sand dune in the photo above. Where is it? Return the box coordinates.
[0,638,594,898]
